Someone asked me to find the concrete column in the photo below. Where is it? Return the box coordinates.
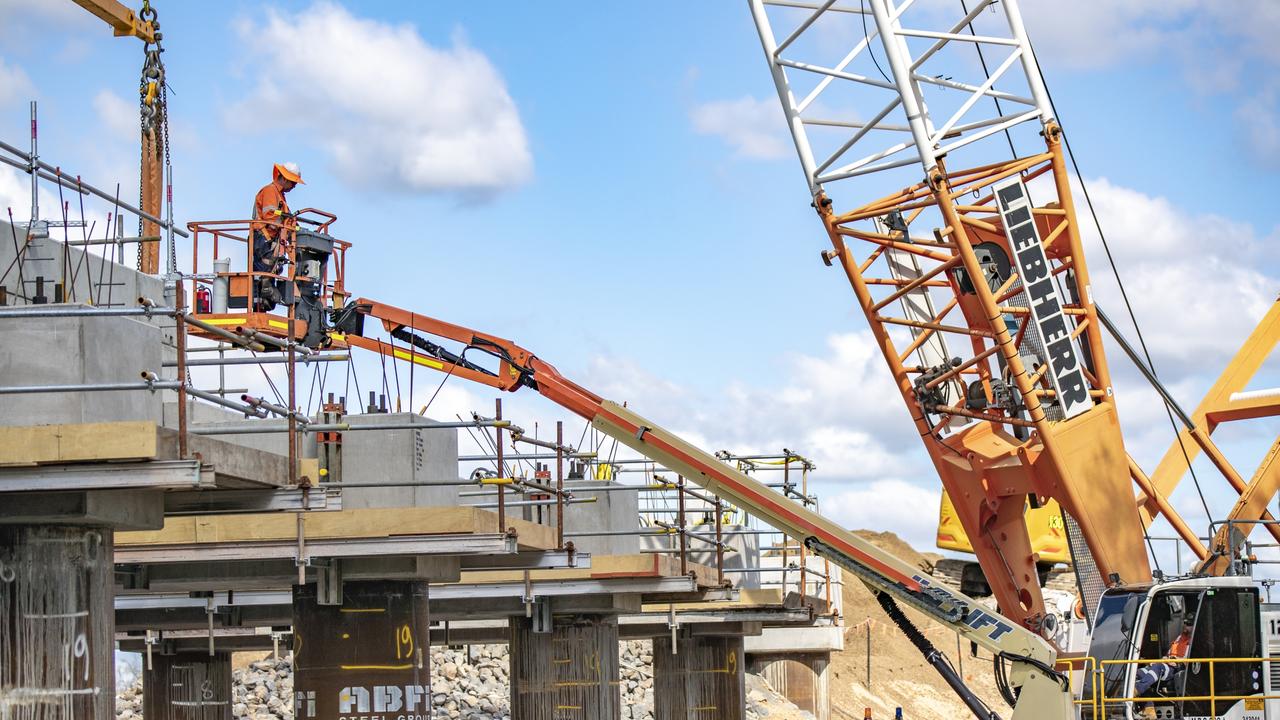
[292,580,430,720]
[143,651,233,719]
[747,652,831,720]
[509,614,620,720]
[0,525,114,719]
[653,632,746,720]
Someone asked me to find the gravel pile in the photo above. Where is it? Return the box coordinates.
[233,654,293,718]
[115,679,142,719]
[116,640,804,720]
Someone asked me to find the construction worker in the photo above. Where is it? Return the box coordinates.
[251,163,304,309]
[1134,615,1195,716]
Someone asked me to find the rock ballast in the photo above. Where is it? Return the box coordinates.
[116,640,809,720]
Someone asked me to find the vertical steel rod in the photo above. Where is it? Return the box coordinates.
[556,421,564,549]
[29,102,37,224]
[287,256,298,487]
[175,281,188,458]
[715,496,725,586]
[496,398,505,532]
[781,459,789,593]
[825,556,833,610]
[797,456,808,599]
[677,475,688,577]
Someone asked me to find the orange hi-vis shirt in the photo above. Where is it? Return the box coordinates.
[251,183,290,238]
[1168,632,1191,659]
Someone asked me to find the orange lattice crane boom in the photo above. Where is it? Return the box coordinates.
[746,0,1156,634]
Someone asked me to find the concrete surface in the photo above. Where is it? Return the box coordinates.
[0,312,165,426]
[340,412,461,508]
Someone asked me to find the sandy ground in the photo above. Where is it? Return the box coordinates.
[828,530,1010,720]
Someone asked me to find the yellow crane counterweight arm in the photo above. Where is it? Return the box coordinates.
[70,0,157,43]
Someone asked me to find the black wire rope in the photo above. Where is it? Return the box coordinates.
[959,0,1018,159]
[952,0,1190,571]
[861,0,892,85]
[1025,38,1215,543]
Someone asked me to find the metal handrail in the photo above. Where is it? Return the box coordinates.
[1084,655,1277,717]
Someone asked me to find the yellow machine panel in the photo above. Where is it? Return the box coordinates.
[937,490,1071,565]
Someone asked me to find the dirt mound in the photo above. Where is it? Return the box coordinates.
[830,530,1007,720]
[851,530,940,571]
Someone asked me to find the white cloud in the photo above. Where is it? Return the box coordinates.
[1018,2,1280,166]
[0,1,90,48]
[227,2,532,196]
[690,95,789,160]
[1072,177,1279,377]
[821,479,942,551]
[0,166,65,224]
[92,90,136,143]
[0,166,28,215]
[1018,1,1201,71]
[0,56,32,106]
[1236,90,1280,169]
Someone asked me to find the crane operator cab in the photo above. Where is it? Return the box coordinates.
[184,209,350,351]
[1081,576,1272,719]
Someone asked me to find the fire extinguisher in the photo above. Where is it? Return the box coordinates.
[195,285,211,314]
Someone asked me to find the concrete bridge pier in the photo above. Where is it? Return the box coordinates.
[292,580,431,720]
[653,630,746,720]
[745,625,842,720]
[509,614,621,720]
[0,525,115,720]
[747,652,831,720]
[143,650,233,719]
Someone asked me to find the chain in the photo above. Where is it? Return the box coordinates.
[137,1,166,270]
[162,82,175,274]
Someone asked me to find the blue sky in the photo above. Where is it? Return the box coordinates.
[2,1,1279,558]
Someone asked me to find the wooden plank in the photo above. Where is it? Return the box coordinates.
[0,421,158,465]
[117,506,556,551]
